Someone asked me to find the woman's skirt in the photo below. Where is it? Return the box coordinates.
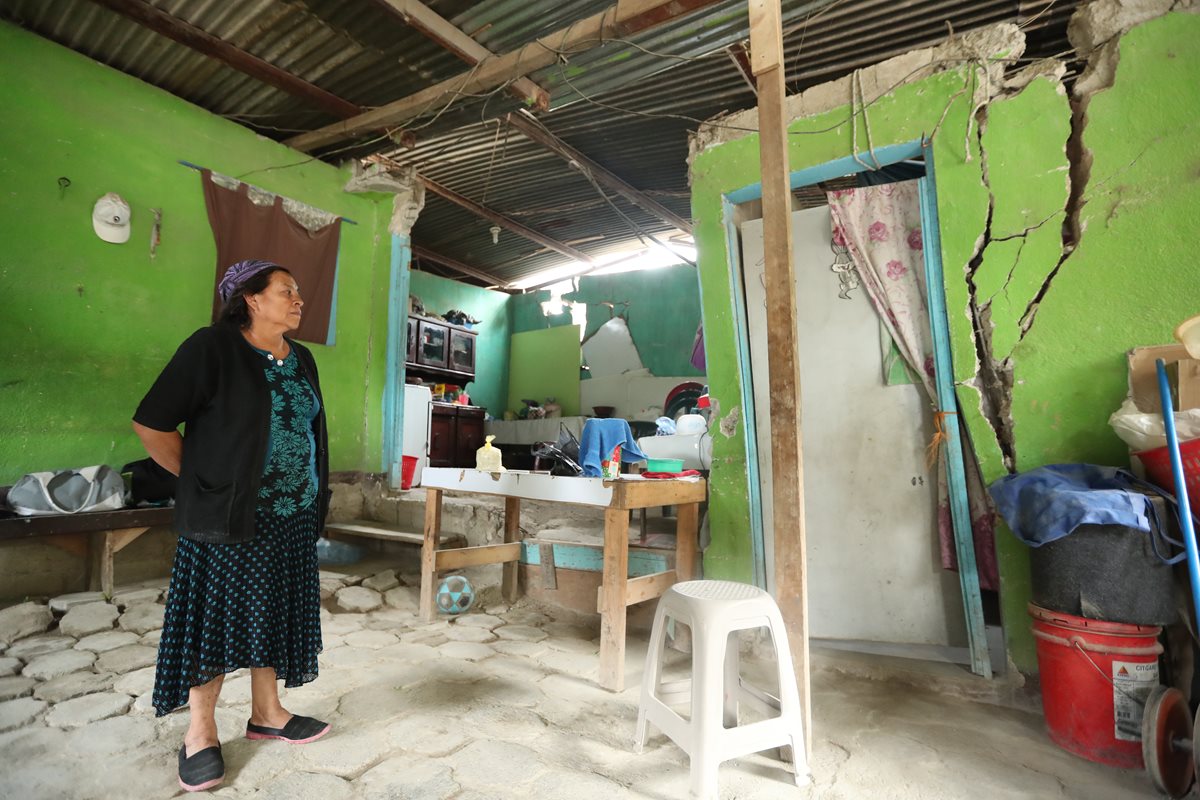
[152,506,322,716]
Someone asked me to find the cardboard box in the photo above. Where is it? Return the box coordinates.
[1128,344,1200,413]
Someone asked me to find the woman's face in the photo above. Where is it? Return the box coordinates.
[247,270,303,331]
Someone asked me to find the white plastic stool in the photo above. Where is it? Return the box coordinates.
[635,580,809,799]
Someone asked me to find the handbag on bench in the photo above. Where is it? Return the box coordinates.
[7,465,126,516]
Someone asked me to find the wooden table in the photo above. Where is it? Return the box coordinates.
[418,468,706,692]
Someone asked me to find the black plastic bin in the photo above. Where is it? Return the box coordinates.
[1030,497,1178,625]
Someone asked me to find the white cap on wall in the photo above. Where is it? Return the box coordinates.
[92,193,131,244]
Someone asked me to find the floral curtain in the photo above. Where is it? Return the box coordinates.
[828,181,999,592]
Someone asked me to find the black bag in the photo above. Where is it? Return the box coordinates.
[121,458,177,505]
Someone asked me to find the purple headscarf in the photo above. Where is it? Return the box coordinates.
[217,259,283,303]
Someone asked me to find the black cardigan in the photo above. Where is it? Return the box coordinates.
[133,322,330,544]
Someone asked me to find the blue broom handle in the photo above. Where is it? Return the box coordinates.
[1157,359,1200,615]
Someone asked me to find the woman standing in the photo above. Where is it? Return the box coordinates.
[133,259,332,793]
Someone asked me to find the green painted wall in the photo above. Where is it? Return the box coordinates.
[508,326,583,417]
[0,23,392,481]
[509,265,705,378]
[408,269,511,416]
[690,14,1200,674]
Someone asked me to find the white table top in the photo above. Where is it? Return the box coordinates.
[421,468,702,507]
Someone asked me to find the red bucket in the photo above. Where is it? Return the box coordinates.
[400,455,418,490]
[1134,437,1200,498]
[1029,603,1162,768]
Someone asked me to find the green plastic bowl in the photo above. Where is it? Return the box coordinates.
[646,458,684,473]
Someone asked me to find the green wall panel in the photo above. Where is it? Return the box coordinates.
[507,326,582,417]
[408,269,511,416]
[0,23,391,481]
[509,265,705,378]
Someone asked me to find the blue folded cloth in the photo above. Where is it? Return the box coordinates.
[988,464,1188,564]
[579,418,647,477]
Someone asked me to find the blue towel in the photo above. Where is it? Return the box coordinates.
[579,418,647,477]
[988,463,1188,564]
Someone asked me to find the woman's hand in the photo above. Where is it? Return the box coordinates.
[132,421,183,477]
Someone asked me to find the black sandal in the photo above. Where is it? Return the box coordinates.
[245,714,331,744]
[178,744,224,792]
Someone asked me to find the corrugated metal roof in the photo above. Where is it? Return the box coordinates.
[1,0,1080,287]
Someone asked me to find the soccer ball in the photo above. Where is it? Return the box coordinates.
[436,574,475,615]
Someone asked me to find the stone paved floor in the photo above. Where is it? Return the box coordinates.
[0,564,1165,799]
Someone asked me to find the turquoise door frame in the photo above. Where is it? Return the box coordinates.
[381,233,412,489]
[719,138,992,678]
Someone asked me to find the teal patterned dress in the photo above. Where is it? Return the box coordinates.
[152,346,323,716]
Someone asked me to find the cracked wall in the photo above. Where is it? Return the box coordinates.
[690,7,1200,671]
[1002,11,1200,476]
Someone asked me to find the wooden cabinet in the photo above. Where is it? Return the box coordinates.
[429,404,456,467]
[455,407,485,466]
[429,403,486,468]
[417,319,449,369]
[405,317,417,363]
[405,314,477,384]
[449,329,476,375]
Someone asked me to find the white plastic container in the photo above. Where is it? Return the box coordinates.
[1176,314,1200,359]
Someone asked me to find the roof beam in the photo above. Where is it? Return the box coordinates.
[86,0,362,119]
[420,177,595,265]
[505,111,692,235]
[286,0,723,153]
[371,0,549,111]
[412,245,509,289]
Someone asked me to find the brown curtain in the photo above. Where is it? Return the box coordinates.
[202,169,341,344]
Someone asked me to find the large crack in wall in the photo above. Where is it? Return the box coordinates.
[959,0,1196,473]
[960,70,1070,474]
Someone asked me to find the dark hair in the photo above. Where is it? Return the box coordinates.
[218,266,291,329]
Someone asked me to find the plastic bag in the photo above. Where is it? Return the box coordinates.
[1108,398,1200,451]
[530,423,583,476]
[315,537,364,566]
[475,435,505,472]
[8,465,126,516]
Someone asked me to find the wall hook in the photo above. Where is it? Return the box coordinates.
[57,177,71,199]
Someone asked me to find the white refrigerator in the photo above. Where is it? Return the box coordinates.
[402,385,433,487]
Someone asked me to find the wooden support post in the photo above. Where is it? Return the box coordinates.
[749,0,812,758]
[420,488,443,622]
[599,507,631,692]
[411,244,509,289]
[87,531,106,593]
[99,535,117,599]
[435,542,521,570]
[374,0,550,111]
[286,0,723,152]
[505,111,693,234]
[98,527,152,597]
[502,497,521,603]
[675,502,698,581]
[597,570,677,610]
[420,177,595,265]
[87,0,362,118]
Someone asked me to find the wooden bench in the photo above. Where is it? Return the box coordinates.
[324,519,467,551]
[0,488,172,597]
